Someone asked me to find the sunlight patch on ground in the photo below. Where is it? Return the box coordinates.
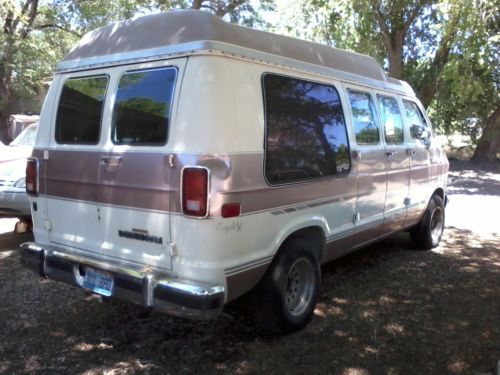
[0,219,17,234]
[341,368,370,375]
[0,250,14,260]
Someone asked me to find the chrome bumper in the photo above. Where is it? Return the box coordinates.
[19,242,225,320]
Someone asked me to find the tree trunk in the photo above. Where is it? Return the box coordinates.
[471,105,500,162]
[387,36,404,80]
[191,0,202,10]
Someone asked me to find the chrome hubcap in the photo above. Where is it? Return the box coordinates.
[285,258,315,317]
[430,206,444,243]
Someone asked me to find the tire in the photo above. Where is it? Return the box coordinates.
[252,238,320,335]
[410,194,445,250]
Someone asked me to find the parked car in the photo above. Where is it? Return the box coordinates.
[0,123,38,164]
[20,11,448,334]
[0,158,30,219]
[0,123,38,219]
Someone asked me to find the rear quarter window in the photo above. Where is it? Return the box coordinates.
[55,75,108,144]
[263,74,350,185]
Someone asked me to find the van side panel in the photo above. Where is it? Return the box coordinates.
[171,58,357,300]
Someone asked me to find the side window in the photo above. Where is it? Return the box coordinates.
[347,90,380,145]
[55,75,108,144]
[263,74,350,185]
[403,100,432,142]
[112,67,177,145]
[378,95,404,145]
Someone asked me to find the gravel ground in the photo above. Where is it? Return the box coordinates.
[0,161,499,375]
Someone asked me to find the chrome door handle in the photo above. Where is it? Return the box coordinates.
[101,156,122,171]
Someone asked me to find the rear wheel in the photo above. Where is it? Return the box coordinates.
[252,238,320,335]
[410,194,445,250]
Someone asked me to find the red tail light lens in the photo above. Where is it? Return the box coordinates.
[182,168,208,217]
[26,158,38,196]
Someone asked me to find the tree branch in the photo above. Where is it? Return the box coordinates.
[12,0,33,31]
[372,5,391,46]
[217,0,247,17]
[19,0,39,40]
[35,23,82,37]
[402,0,432,36]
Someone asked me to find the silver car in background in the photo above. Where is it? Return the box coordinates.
[0,123,37,219]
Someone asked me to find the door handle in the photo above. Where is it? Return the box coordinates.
[386,151,395,158]
[407,148,417,156]
[101,156,122,171]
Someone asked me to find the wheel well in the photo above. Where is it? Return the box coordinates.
[280,226,325,262]
[433,188,445,201]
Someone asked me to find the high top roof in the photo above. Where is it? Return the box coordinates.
[59,10,412,94]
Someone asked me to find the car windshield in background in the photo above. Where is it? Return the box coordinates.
[10,124,38,146]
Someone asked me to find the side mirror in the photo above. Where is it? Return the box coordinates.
[410,124,425,139]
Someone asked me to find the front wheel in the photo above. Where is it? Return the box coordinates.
[252,238,320,335]
[410,194,445,250]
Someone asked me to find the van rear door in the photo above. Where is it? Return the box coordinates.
[97,63,180,270]
[45,60,184,271]
[46,73,109,254]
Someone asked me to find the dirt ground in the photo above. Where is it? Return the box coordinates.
[0,160,499,375]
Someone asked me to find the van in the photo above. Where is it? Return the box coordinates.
[20,10,448,334]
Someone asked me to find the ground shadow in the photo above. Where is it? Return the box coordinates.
[1,226,498,374]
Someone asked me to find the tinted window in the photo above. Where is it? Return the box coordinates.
[264,74,350,184]
[56,76,108,144]
[348,90,380,145]
[403,100,432,141]
[112,68,176,145]
[378,95,404,144]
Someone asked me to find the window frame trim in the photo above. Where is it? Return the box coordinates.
[261,72,352,187]
[110,66,179,147]
[346,88,382,147]
[401,98,434,144]
[55,74,110,146]
[376,93,406,146]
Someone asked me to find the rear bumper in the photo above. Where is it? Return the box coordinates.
[19,242,225,320]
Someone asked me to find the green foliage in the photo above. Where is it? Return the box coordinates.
[278,0,498,140]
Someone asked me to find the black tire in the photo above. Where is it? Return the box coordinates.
[252,238,320,335]
[410,194,445,250]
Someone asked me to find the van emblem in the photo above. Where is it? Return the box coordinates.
[118,229,163,244]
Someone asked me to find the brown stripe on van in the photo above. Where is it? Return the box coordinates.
[34,149,364,216]
[34,149,174,213]
[225,263,269,302]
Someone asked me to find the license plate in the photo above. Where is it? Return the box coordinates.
[82,267,114,297]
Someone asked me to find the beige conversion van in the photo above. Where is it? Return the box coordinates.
[20,10,449,334]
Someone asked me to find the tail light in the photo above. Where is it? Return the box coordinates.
[26,158,39,196]
[182,167,208,217]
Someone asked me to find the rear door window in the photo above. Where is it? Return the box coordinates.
[55,75,108,144]
[378,95,404,145]
[263,74,350,185]
[347,90,380,145]
[111,67,177,145]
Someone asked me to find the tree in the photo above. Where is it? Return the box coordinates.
[0,0,81,143]
[281,0,498,159]
[0,0,274,144]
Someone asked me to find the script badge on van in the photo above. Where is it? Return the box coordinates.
[118,229,163,244]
